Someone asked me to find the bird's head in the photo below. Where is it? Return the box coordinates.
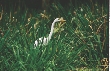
[54,18,60,22]
[54,17,66,23]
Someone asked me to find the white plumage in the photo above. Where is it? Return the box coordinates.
[34,18,63,48]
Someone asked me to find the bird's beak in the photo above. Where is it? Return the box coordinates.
[59,17,66,23]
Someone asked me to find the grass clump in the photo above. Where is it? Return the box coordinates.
[0,1,108,71]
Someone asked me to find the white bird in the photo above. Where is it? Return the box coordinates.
[34,17,66,48]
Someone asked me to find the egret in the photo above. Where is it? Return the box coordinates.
[34,17,66,48]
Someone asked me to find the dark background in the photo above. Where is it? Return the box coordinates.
[0,0,108,11]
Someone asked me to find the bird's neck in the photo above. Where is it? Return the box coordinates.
[48,21,56,41]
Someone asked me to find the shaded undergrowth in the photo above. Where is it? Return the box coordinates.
[0,1,108,71]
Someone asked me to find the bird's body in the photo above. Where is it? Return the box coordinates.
[34,37,48,47]
[34,18,66,48]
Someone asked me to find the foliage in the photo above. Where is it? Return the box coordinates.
[0,1,108,71]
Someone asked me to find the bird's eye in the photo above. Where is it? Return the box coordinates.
[58,18,60,21]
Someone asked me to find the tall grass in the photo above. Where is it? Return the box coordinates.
[0,1,108,71]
